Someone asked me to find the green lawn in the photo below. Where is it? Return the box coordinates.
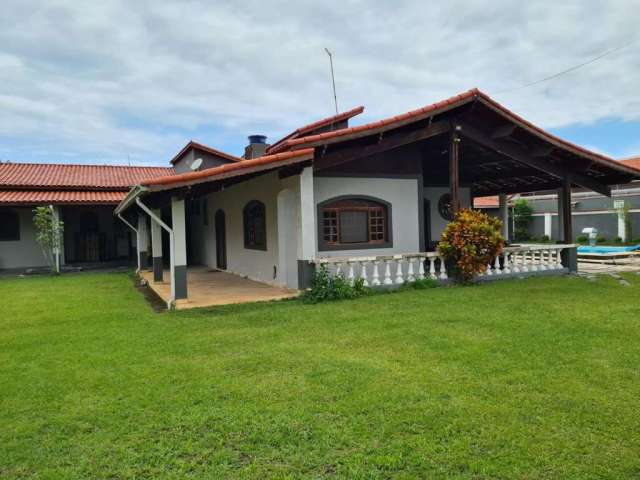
[1,272,640,479]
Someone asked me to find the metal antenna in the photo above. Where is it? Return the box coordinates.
[324,48,339,115]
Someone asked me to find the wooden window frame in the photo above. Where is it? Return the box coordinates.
[0,209,20,241]
[317,195,392,251]
[243,200,267,251]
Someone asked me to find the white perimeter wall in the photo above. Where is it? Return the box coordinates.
[314,176,421,258]
[0,207,46,269]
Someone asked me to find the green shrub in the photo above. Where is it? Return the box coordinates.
[401,277,439,290]
[613,236,623,244]
[301,265,368,304]
[438,209,505,283]
[596,236,607,244]
[540,234,550,243]
[514,228,530,242]
[513,199,533,241]
[576,235,588,244]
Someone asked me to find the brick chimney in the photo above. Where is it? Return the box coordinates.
[244,135,268,159]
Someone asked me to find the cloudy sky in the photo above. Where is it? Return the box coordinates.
[1,0,638,166]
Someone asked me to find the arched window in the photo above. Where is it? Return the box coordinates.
[318,196,392,250]
[243,200,266,250]
[0,209,20,241]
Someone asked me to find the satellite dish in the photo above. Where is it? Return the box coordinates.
[190,158,203,171]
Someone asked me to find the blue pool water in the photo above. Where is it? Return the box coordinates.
[578,245,640,254]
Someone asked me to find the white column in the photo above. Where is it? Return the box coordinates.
[277,189,297,288]
[499,193,509,241]
[616,200,627,242]
[151,208,163,282]
[171,196,188,300]
[299,167,317,260]
[137,213,149,271]
[544,213,552,239]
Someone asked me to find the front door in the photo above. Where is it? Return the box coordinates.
[215,209,227,269]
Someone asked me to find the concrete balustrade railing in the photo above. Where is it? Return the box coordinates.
[311,244,575,288]
[313,252,447,287]
[478,244,574,278]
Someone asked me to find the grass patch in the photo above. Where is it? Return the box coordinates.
[1,272,640,478]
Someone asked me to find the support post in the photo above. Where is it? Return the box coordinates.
[137,213,149,270]
[151,208,163,282]
[297,167,317,288]
[560,176,573,244]
[171,196,188,300]
[544,213,552,239]
[499,193,509,242]
[449,129,461,214]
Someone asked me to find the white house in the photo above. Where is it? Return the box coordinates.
[112,88,639,308]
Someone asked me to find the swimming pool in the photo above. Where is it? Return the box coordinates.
[578,245,640,254]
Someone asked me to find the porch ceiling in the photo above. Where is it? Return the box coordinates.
[310,92,639,197]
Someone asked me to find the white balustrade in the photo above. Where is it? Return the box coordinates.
[371,261,381,286]
[394,256,404,285]
[359,261,369,286]
[311,245,572,288]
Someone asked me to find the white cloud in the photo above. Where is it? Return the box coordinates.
[0,0,638,165]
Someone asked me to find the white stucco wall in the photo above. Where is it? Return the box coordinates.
[193,171,298,286]
[423,187,471,242]
[313,176,421,258]
[0,207,46,269]
[186,173,470,288]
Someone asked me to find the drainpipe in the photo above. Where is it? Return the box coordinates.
[116,213,140,272]
[136,198,176,307]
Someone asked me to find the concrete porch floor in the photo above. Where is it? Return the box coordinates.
[140,266,299,309]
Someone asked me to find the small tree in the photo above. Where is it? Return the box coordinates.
[513,199,533,241]
[33,206,64,274]
[438,208,505,283]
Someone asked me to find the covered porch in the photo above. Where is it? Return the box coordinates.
[114,90,639,308]
[140,266,298,310]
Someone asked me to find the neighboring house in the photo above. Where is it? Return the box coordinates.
[113,88,640,305]
[0,163,173,270]
[476,157,640,242]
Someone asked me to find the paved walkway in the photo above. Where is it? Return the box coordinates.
[140,266,299,309]
[578,256,640,275]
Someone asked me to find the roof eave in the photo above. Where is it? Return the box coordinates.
[114,185,149,215]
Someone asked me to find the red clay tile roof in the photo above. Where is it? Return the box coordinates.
[620,157,640,171]
[267,106,365,153]
[473,196,500,208]
[267,90,480,153]
[169,140,242,165]
[0,162,174,190]
[144,148,315,190]
[0,190,126,205]
[266,89,639,178]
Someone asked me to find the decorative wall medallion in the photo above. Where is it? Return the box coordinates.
[438,193,453,221]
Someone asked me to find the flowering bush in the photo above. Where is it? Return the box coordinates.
[438,208,505,283]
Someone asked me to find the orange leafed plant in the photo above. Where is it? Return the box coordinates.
[437,208,505,283]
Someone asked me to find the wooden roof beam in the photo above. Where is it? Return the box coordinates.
[315,120,450,170]
[458,122,611,197]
